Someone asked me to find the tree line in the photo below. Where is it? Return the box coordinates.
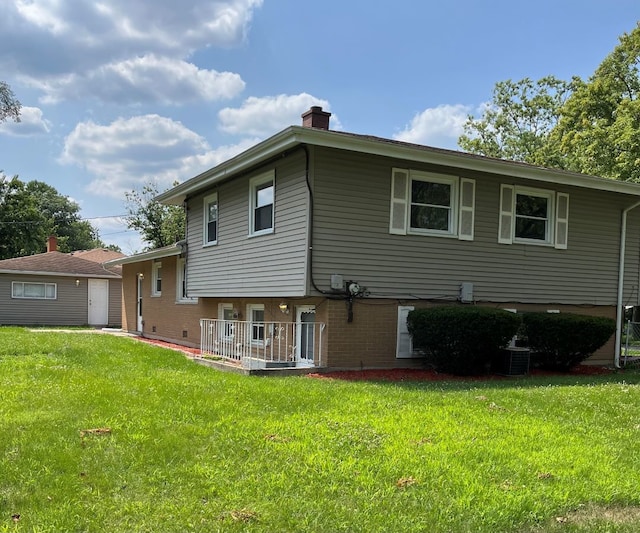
[0,175,113,259]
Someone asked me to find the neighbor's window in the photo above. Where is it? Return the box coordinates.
[250,172,274,236]
[203,193,218,245]
[176,258,197,303]
[12,281,56,300]
[247,304,265,344]
[152,261,162,296]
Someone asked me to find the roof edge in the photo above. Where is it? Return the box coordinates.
[157,126,640,204]
[0,270,120,278]
[104,244,182,266]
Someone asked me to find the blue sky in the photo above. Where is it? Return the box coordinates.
[0,0,637,253]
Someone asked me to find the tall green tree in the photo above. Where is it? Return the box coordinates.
[0,175,106,259]
[458,76,578,166]
[24,180,105,252]
[551,23,640,181]
[124,182,185,250]
[0,81,21,123]
[0,176,43,258]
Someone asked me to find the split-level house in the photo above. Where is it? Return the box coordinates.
[108,107,640,370]
[0,236,124,327]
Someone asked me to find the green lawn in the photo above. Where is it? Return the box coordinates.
[2,328,640,532]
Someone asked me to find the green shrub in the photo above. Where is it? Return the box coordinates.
[407,306,521,375]
[521,312,615,370]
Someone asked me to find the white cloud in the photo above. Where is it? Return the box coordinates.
[34,55,245,105]
[0,106,51,136]
[60,114,258,200]
[2,0,261,105]
[61,114,210,198]
[7,0,263,62]
[394,104,471,148]
[219,93,338,136]
[180,137,262,173]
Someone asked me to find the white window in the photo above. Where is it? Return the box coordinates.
[389,169,475,240]
[12,282,56,300]
[249,172,274,236]
[152,261,162,296]
[499,185,569,248]
[176,258,197,303]
[203,193,218,245]
[247,304,265,344]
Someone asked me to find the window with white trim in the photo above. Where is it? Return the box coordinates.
[151,261,162,296]
[389,168,475,240]
[176,258,197,303]
[247,304,265,344]
[499,185,569,248]
[250,172,274,236]
[203,193,218,245]
[12,281,56,300]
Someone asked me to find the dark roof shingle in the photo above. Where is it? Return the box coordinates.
[0,251,121,278]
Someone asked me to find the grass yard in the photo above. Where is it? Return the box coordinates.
[2,328,640,532]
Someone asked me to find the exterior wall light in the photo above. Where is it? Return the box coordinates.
[75,279,80,287]
[278,302,289,314]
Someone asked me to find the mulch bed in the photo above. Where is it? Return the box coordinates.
[133,336,201,356]
[309,365,614,382]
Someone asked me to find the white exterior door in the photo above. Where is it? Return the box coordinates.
[396,305,415,358]
[88,279,109,326]
[137,276,143,332]
[296,306,315,365]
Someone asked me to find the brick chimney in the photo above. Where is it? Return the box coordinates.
[301,106,331,130]
[47,235,58,253]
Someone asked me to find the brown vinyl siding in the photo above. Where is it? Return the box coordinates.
[310,146,640,307]
[185,150,309,298]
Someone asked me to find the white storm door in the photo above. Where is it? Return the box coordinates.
[137,276,143,331]
[88,279,109,325]
[296,306,316,365]
[396,305,415,358]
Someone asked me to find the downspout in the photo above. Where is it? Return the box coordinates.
[302,144,333,296]
[615,200,640,367]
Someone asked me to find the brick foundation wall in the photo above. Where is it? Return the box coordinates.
[325,299,617,369]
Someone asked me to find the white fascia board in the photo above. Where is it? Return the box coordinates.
[104,245,182,266]
[157,126,640,204]
[0,270,118,278]
[298,128,640,197]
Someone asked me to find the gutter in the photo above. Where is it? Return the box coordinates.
[103,244,182,267]
[615,200,640,368]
